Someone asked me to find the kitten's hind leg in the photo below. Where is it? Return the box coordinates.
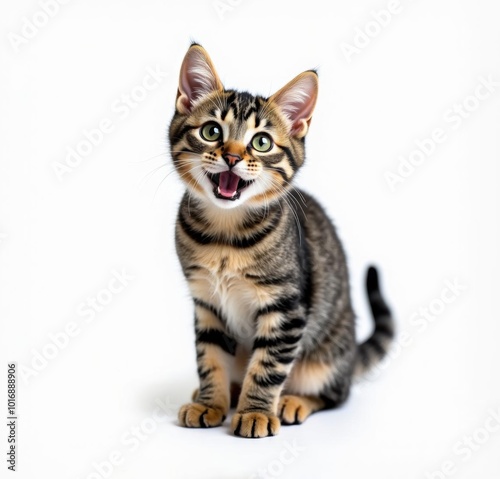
[278,395,325,425]
[280,355,354,424]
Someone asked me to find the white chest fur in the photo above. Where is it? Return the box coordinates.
[188,253,272,350]
[208,270,259,348]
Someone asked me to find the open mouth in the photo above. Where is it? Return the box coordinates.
[207,171,254,201]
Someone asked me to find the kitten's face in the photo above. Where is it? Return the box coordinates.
[169,44,318,210]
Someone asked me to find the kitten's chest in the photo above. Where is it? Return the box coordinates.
[188,253,271,346]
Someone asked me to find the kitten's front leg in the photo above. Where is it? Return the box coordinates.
[232,308,305,438]
[179,303,236,428]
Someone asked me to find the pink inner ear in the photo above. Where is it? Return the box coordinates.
[272,73,318,136]
[180,72,206,104]
[178,47,221,112]
[177,92,191,112]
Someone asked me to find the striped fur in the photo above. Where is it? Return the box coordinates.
[171,44,394,438]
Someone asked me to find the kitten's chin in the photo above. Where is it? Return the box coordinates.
[205,189,251,210]
[210,198,246,210]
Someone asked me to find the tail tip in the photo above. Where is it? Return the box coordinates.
[366,265,379,293]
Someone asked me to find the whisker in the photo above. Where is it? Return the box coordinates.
[264,176,303,245]
[265,166,307,207]
[265,173,307,221]
[187,167,207,215]
[170,150,201,155]
[129,151,168,164]
[138,159,198,191]
[153,164,205,202]
[139,163,170,188]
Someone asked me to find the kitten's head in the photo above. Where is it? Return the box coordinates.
[169,43,318,210]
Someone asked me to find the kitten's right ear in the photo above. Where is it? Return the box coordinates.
[176,44,223,114]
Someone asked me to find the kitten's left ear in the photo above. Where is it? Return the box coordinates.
[270,71,318,138]
[176,44,223,114]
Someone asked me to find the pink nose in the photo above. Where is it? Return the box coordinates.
[223,153,242,167]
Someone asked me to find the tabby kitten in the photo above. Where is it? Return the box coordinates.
[170,44,394,438]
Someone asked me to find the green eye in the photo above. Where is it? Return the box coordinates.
[200,122,222,142]
[251,133,273,153]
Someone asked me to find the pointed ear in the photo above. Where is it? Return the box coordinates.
[176,44,223,114]
[269,71,318,138]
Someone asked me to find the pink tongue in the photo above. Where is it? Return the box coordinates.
[219,171,240,197]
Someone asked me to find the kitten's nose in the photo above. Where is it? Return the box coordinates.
[222,153,242,168]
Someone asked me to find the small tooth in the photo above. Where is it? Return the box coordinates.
[232,191,237,197]
[217,187,221,194]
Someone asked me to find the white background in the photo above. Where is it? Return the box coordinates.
[1,0,499,478]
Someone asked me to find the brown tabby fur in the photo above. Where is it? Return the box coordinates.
[170,44,394,438]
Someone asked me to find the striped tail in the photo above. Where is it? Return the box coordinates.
[354,266,395,377]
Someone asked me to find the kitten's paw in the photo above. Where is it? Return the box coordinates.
[231,411,280,438]
[178,403,226,428]
[278,395,311,425]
